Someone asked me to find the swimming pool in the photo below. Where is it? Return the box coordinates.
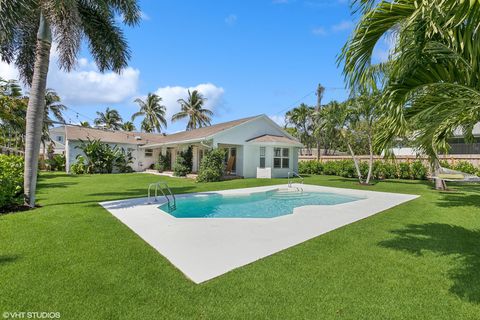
[159,189,364,218]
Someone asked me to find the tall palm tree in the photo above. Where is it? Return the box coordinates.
[285,103,314,149]
[132,93,167,133]
[94,108,123,130]
[340,0,480,189]
[0,1,140,206]
[122,121,136,132]
[172,90,213,130]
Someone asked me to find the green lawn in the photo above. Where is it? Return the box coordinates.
[1,173,479,319]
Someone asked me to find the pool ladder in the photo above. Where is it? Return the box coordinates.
[287,171,304,190]
[148,182,176,211]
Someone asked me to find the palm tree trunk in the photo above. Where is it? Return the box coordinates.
[24,14,52,207]
[433,157,446,190]
[347,142,363,184]
[366,134,373,184]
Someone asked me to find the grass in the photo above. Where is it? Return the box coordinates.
[1,172,480,319]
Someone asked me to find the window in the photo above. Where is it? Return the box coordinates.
[273,147,289,169]
[56,135,63,142]
[259,147,266,168]
[144,149,153,157]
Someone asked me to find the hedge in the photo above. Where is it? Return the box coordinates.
[298,159,429,180]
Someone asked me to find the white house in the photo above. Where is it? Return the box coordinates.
[51,114,303,178]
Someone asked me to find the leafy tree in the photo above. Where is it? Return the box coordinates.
[132,93,167,133]
[0,1,140,206]
[172,90,213,130]
[94,108,123,130]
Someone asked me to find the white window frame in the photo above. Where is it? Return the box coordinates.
[144,149,153,157]
[259,147,266,168]
[273,147,289,169]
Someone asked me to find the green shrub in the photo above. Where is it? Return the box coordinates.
[323,161,340,175]
[0,155,24,209]
[398,162,412,179]
[173,154,190,177]
[383,162,398,179]
[359,161,369,178]
[411,160,427,180]
[197,149,226,182]
[45,154,66,172]
[154,154,170,172]
[298,160,323,175]
[70,156,86,174]
[338,160,356,178]
[453,161,476,174]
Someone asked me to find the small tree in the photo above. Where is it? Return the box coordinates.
[197,149,226,182]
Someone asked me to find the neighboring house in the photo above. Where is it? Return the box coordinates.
[51,114,303,178]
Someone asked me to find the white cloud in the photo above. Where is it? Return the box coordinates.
[269,115,286,127]
[49,66,140,106]
[0,54,140,106]
[312,27,327,36]
[0,61,19,81]
[140,11,150,21]
[332,20,354,32]
[225,14,237,26]
[153,83,225,121]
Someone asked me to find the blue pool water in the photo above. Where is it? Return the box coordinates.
[159,189,363,218]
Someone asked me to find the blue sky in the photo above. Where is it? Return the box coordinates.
[0,0,389,132]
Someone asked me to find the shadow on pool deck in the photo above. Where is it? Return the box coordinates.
[379,223,480,303]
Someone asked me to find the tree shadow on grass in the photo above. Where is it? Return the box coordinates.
[436,191,480,208]
[379,223,480,303]
[0,255,21,266]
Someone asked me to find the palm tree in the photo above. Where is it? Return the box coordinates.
[285,103,314,150]
[339,0,480,189]
[1,1,140,206]
[122,121,136,132]
[132,93,167,133]
[94,108,123,130]
[42,89,66,156]
[172,90,213,130]
[79,121,91,128]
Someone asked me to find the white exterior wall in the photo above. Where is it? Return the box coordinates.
[212,117,300,178]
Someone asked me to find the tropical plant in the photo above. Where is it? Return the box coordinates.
[42,89,66,154]
[132,93,167,133]
[70,156,86,175]
[94,108,123,130]
[285,103,315,150]
[0,78,27,149]
[0,1,141,206]
[75,138,132,174]
[173,147,193,176]
[154,153,170,172]
[197,148,226,182]
[79,121,91,128]
[0,155,24,209]
[172,90,213,130]
[122,121,136,132]
[339,0,480,189]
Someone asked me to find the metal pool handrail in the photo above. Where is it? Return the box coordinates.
[287,171,304,188]
[148,182,176,211]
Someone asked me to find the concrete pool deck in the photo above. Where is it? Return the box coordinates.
[100,184,418,284]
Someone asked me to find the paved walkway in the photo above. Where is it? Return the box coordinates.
[101,184,418,283]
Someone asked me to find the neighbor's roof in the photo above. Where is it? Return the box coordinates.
[246,134,303,146]
[142,115,260,147]
[63,125,167,145]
